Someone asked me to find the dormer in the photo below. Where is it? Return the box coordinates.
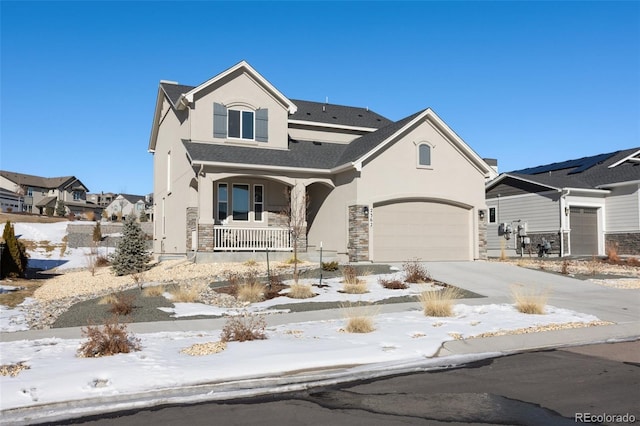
[182,61,296,150]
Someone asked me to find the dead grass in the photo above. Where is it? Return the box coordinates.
[236,281,266,303]
[98,293,118,305]
[511,284,549,314]
[77,316,141,358]
[287,282,315,299]
[108,292,135,316]
[0,362,30,377]
[606,242,620,263]
[341,302,378,333]
[168,282,209,303]
[0,279,44,307]
[142,284,165,297]
[341,281,369,294]
[418,286,461,317]
[0,212,66,224]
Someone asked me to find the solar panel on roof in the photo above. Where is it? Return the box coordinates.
[512,152,616,175]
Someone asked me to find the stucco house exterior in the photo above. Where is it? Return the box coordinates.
[485,148,640,257]
[0,170,94,217]
[104,194,152,221]
[148,61,497,262]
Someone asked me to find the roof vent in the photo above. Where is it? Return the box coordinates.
[322,105,326,112]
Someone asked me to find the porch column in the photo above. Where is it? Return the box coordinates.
[290,182,307,252]
[197,177,214,252]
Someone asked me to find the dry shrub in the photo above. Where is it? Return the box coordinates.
[220,313,267,342]
[342,302,377,333]
[379,277,408,289]
[108,292,135,316]
[237,281,266,303]
[0,362,30,377]
[142,285,165,297]
[511,284,549,315]
[98,294,118,305]
[77,316,141,358]
[288,282,315,299]
[499,239,507,261]
[168,282,208,303]
[95,255,110,267]
[587,257,603,275]
[606,242,620,263]
[342,265,359,285]
[223,270,241,287]
[627,257,640,267]
[342,281,369,294]
[403,259,431,283]
[561,259,570,275]
[418,286,461,317]
[321,261,339,271]
[244,259,257,267]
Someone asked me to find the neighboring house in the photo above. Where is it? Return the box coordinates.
[0,188,22,213]
[485,148,640,257]
[104,194,152,221]
[0,170,95,217]
[87,192,117,208]
[148,61,497,262]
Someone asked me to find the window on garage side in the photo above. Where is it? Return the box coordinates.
[489,207,496,223]
[417,143,432,168]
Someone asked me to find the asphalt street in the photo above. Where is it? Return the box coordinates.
[49,340,639,426]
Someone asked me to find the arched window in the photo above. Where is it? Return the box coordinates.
[418,143,431,167]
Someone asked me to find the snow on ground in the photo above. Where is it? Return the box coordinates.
[0,303,600,412]
[0,221,607,415]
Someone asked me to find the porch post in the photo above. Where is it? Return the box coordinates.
[197,177,214,252]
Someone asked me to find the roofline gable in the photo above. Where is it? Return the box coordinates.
[353,108,496,178]
[608,149,640,168]
[181,61,297,114]
[485,173,559,192]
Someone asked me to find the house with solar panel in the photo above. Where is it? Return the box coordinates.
[485,148,640,257]
[148,61,498,262]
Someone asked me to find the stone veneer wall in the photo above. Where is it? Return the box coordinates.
[606,233,640,255]
[186,207,197,252]
[197,224,214,251]
[518,232,561,257]
[478,212,488,260]
[348,205,369,262]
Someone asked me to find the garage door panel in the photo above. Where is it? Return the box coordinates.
[373,201,471,262]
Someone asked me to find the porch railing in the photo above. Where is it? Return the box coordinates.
[213,226,292,251]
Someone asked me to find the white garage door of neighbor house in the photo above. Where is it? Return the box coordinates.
[372,201,471,262]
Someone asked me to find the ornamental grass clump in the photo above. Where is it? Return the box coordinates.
[287,282,315,299]
[342,302,378,334]
[418,286,461,317]
[341,266,368,293]
[511,284,549,315]
[236,281,266,303]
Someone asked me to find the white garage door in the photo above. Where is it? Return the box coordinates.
[373,201,471,262]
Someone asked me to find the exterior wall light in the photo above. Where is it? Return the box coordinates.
[363,206,369,215]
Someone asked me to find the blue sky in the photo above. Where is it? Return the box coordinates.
[1,1,638,196]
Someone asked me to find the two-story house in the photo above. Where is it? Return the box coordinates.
[148,61,497,262]
[104,193,152,221]
[0,170,92,217]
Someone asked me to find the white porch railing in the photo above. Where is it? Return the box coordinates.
[213,226,292,251]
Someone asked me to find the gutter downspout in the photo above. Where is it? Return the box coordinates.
[189,164,204,263]
[561,189,571,257]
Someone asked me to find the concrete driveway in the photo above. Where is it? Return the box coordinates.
[422,261,640,324]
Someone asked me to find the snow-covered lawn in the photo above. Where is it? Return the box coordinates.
[0,221,607,417]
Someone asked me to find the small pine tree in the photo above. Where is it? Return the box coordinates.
[1,221,29,278]
[111,215,150,276]
[55,200,66,217]
[93,222,102,243]
[45,206,54,217]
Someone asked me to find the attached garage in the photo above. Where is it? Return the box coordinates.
[372,200,472,262]
[570,207,599,255]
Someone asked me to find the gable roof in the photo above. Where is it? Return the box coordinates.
[184,108,495,177]
[288,99,392,130]
[116,194,147,204]
[0,170,87,191]
[486,147,640,191]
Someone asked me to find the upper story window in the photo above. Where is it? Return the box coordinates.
[214,102,268,142]
[73,191,84,201]
[228,110,254,140]
[417,143,432,168]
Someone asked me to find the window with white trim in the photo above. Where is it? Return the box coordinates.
[418,143,431,167]
[232,184,250,221]
[214,103,268,142]
[217,183,228,222]
[254,185,263,221]
[228,110,254,140]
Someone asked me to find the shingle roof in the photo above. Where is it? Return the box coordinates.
[505,148,640,189]
[160,82,195,108]
[118,194,147,204]
[183,110,425,170]
[0,171,77,190]
[288,99,392,129]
